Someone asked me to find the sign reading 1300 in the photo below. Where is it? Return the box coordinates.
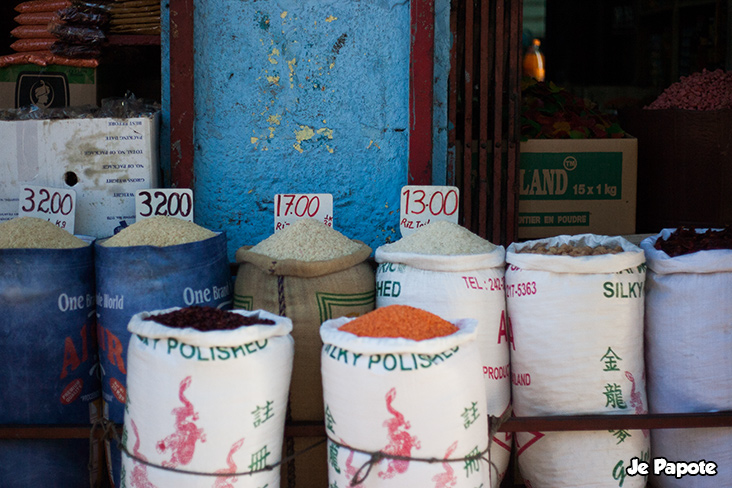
[135,189,194,222]
[400,186,459,237]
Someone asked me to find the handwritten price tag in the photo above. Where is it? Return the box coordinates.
[274,193,333,232]
[135,189,194,222]
[400,185,459,237]
[19,185,76,233]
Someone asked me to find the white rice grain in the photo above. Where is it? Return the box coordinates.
[249,218,361,261]
[101,216,216,247]
[381,220,496,255]
[0,217,87,249]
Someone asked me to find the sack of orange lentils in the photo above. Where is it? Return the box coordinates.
[320,305,496,488]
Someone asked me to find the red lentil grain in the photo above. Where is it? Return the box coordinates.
[339,305,459,341]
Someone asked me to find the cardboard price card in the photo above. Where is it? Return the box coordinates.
[135,189,194,222]
[274,193,333,232]
[400,185,459,237]
[18,185,77,233]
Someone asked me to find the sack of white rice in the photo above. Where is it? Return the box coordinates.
[0,217,101,487]
[121,307,293,488]
[95,216,232,487]
[234,218,374,488]
[374,221,511,486]
[506,234,649,487]
[641,228,732,488]
[320,306,492,487]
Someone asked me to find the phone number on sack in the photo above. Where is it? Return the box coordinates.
[505,281,537,298]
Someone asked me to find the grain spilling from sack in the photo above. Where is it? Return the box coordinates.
[379,220,496,255]
[101,216,216,247]
[0,217,87,249]
[248,218,361,261]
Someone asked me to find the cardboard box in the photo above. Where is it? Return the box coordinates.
[518,137,637,239]
[0,64,97,109]
[0,114,160,238]
[618,108,732,233]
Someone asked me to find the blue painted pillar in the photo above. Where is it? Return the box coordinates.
[191,0,411,258]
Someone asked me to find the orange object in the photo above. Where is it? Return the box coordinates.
[10,25,54,39]
[339,304,459,341]
[10,38,55,52]
[523,38,546,82]
[15,12,60,25]
[15,0,71,13]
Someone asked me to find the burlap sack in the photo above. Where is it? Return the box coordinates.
[235,243,374,488]
[234,242,374,421]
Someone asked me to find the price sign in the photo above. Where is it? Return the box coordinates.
[19,185,76,233]
[135,189,194,222]
[400,185,459,237]
[274,193,333,232]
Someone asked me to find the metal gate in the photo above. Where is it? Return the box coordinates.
[448,0,523,246]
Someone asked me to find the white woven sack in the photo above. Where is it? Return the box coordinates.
[320,317,496,487]
[641,229,732,487]
[648,427,732,488]
[506,234,647,417]
[507,235,649,487]
[120,308,294,488]
[373,247,510,418]
[516,430,650,488]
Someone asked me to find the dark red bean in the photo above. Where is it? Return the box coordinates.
[654,227,732,257]
[145,306,275,331]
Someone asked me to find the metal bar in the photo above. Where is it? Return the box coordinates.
[505,0,522,245]
[4,412,732,439]
[499,411,732,432]
[492,0,505,244]
[409,0,435,185]
[169,0,195,189]
[462,0,475,229]
[477,0,490,238]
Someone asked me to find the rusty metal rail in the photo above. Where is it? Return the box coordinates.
[3,412,732,440]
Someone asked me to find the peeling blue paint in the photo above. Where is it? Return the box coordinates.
[190,0,411,259]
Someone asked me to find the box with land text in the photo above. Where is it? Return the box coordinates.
[518,137,637,239]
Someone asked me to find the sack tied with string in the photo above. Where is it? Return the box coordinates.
[320,313,494,488]
[120,308,294,488]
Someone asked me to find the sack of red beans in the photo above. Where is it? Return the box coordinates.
[120,306,294,488]
[641,229,732,488]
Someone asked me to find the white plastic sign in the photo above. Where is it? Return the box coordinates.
[400,185,459,237]
[18,185,76,233]
[274,193,333,232]
[135,189,194,222]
